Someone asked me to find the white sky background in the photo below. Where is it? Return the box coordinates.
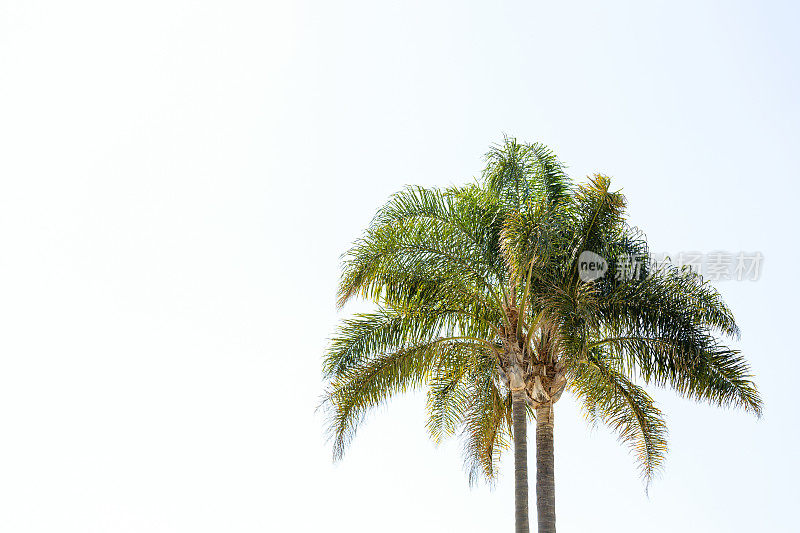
[1,1,798,531]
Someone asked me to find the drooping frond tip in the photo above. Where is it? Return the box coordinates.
[571,356,669,487]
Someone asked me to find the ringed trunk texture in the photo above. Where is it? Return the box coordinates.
[535,404,556,533]
[512,388,530,533]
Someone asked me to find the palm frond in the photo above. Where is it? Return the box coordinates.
[337,188,507,311]
[323,338,487,460]
[484,136,572,211]
[460,360,513,485]
[571,354,668,485]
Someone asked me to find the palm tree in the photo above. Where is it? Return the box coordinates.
[321,138,761,533]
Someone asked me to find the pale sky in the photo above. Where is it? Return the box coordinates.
[1,1,798,532]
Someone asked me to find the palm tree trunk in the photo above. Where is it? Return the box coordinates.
[535,404,556,533]
[512,388,530,533]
